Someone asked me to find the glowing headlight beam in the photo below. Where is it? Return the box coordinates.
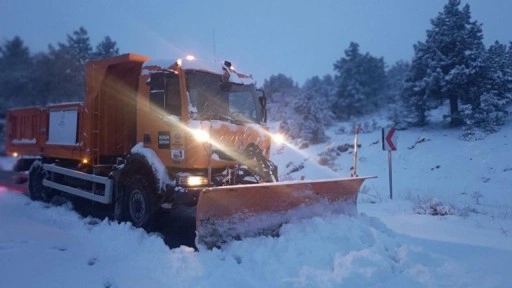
[271,133,285,145]
[192,129,210,142]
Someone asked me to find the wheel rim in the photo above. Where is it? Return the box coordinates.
[129,189,146,225]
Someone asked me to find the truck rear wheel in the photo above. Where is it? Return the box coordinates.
[28,160,53,202]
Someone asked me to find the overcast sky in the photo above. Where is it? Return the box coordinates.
[1,0,511,85]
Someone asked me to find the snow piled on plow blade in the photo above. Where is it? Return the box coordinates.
[196,177,374,249]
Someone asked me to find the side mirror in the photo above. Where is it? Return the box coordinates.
[220,82,232,92]
[257,89,267,123]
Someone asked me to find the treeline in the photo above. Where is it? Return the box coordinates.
[0,27,120,116]
[264,0,512,144]
[2,0,512,147]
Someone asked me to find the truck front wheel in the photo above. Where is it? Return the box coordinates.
[117,153,160,230]
[125,176,155,228]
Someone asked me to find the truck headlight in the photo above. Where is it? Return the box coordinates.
[192,129,210,142]
[271,133,285,144]
[178,176,209,187]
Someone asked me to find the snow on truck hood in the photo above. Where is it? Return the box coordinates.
[187,120,268,139]
[142,58,256,85]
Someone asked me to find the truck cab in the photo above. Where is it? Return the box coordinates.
[136,57,273,190]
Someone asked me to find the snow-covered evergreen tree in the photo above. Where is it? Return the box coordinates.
[262,74,297,103]
[507,42,512,95]
[321,74,337,107]
[316,75,337,127]
[402,41,441,126]
[384,61,410,104]
[404,0,485,127]
[333,42,386,120]
[464,41,512,131]
[263,74,299,122]
[288,76,332,144]
[385,61,411,128]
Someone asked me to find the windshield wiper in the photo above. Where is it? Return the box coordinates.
[199,113,244,124]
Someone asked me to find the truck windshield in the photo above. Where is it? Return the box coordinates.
[186,71,261,123]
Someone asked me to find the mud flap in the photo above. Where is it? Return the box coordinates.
[195,177,374,249]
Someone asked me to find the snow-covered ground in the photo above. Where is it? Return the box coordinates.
[1,109,511,287]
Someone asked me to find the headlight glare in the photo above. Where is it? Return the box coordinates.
[193,129,210,142]
[178,176,209,187]
[272,133,285,144]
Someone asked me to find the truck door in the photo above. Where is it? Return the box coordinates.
[144,71,185,167]
[148,71,181,117]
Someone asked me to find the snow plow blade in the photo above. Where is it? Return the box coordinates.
[195,176,374,248]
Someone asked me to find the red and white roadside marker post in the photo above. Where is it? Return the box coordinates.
[382,127,397,199]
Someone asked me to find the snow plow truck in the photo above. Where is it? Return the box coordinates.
[5,53,373,248]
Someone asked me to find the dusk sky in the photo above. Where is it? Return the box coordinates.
[2,0,511,85]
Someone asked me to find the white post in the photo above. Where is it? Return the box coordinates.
[388,150,393,199]
[351,125,359,177]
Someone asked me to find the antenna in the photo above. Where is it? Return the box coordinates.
[213,28,217,62]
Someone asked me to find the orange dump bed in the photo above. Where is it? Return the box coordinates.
[5,54,149,163]
[5,106,45,156]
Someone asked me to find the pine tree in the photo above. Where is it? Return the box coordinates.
[333,42,386,120]
[289,76,331,144]
[405,0,485,127]
[262,74,297,103]
[1,28,123,110]
[320,74,337,127]
[66,27,92,67]
[60,27,93,101]
[506,42,512,101]
[402,41,440,126]
[30,27,93,105]
[465,41,512,131]
[384,61,410,104]
[31,44,79,105]
[262,74,299,121]
[0,36,33,111]
[385,61,411,127]
[92,36,120,60]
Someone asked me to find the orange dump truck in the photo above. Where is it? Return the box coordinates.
[6,53,372,248]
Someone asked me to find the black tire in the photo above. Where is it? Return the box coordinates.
[124,176,156,228]
[120,155,159,229]
[28,160,53,202]
[13,158,37,172]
